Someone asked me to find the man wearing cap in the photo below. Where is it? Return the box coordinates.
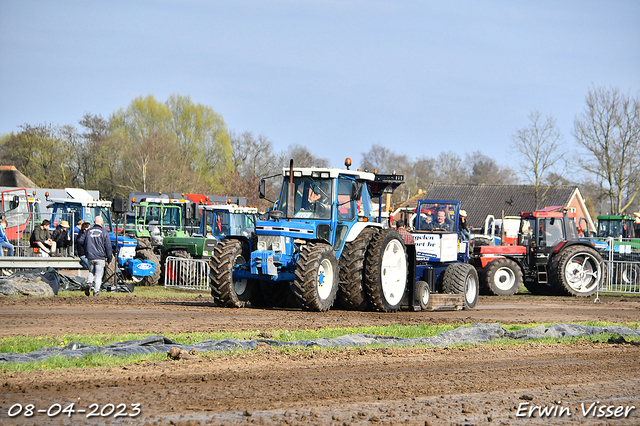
[77,216,112,297]
[459,210,470,241]
[30,220,57,256]
[51,220,72,256]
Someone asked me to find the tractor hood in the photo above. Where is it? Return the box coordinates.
[255,219,316,239]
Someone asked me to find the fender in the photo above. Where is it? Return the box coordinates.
[345,222,383,243]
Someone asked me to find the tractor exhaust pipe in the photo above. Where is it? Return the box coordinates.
[286,159,295,219]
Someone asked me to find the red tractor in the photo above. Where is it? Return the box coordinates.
[471,209,603,297]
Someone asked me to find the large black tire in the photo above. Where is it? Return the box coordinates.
[364,229,408,312]
[292,243,339,311]
[442,263,479,309]
[209,240,260,308]
[550,245,602,297]
[135,248,161,286]
[483,258,523,296]
[135,237,152,250]
[337,227,379,310]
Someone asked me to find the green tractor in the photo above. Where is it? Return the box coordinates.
[161,203,258,285]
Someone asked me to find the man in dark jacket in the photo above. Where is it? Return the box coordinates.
[77,216,113,297]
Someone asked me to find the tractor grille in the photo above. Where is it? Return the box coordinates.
[257,235,286,253]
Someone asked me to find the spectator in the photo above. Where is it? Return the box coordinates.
[77,216,113,297]
[30,219,57,256]
[51,220,72,256]
[395,219,414,245]
[0,219,14,256]
[459,210,471,241]
[75,221,90,269]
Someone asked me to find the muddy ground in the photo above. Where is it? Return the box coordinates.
[1,294,639,425]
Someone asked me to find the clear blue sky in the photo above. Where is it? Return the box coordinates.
[1,1,638,171]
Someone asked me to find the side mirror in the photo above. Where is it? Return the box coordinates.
[12,195,20,208]
[259,179,266,199]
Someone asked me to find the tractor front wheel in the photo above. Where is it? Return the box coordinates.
[364,229,408,312]
[292,243,339,311]
[209,240,259,308]
[484,258,523,296]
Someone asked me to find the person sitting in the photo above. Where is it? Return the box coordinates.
[431,210,454,231]
[51,220,72,256]
[459,210,471,241]
[30,219,57,256]
[0,219,14,256]
[307,183,331,219]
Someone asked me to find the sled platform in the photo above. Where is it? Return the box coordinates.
[425,293,464,311]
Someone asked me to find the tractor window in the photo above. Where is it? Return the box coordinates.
[518,218,535,246]
[337,178,354,221]
[277,177,332,220]
[161,207,182,231]
[541,218,564,247]
[84,207,113,232]
[229,213,255,237]
[414,203,456,232]
[213,211,229,237]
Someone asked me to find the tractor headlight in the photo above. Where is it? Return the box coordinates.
[272,242,281,253]
[258,241,267,251]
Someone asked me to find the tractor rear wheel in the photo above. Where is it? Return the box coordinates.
[209,239,260,308]
[484,258,523,295]
[337,227,379,310]
[135,249,161,286]
[292,243,339,311]
[442,263,479,309]
[550,245,602,296]
[364,229,408,312]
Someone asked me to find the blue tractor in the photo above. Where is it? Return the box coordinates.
[47,189,156,286]
[209,159,408,312]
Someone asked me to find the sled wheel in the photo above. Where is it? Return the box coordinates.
[415,280,430,310]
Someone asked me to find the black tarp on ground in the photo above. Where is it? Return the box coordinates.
[1,323,639,364]
[0,268,133,295]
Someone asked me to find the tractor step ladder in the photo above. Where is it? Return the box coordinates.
[537,264,548,283]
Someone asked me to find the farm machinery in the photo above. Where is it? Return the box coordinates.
[47,189,156,286]
[592,213,640,286]
[471,208,603,296]
[208,159,478,312]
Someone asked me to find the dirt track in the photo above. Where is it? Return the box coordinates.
[1,294,640,425]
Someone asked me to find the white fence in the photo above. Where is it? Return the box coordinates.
[593,237,640,294]
[163,256,211,291]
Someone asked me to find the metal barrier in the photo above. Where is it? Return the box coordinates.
[591,237,640,294]
[163,256,211,291]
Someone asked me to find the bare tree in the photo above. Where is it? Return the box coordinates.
[511,110,565,209]
[435,151,468,184]
[573,86,640,214]
[466,151,515,185]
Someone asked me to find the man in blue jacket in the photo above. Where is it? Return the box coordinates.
[77,216,113,297]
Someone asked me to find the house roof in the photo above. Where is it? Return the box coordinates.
[0,166,37,188]
[399,184,581,229]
